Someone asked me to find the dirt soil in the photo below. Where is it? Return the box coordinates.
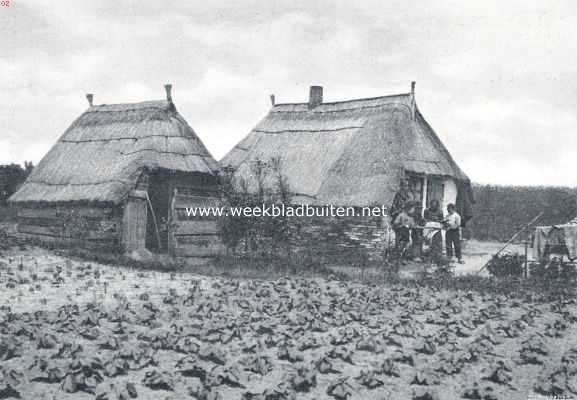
[328,239,529,280]
[1,246,576,400]
[455,240,527,275]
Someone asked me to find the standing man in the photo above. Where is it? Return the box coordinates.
[444,203,464,264]
[424,200,443,223]
[411,204,425,261]
[390,179,415,255]
[393,202,416,258]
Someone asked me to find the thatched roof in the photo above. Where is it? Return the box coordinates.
[221,89,471,207]
[10,97,219,205]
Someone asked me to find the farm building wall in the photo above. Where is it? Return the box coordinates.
[11,172,223,258]
[15,204,123,251]
[234,210,394,264]
[165,171,224,258]
[442,178,458,212]
[288,213,393,263]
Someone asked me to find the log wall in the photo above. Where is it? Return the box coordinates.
[15,205,123,251]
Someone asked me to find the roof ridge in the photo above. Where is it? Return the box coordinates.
[273,92,412,107]
[86,100,170,113]
[270,102,412,115]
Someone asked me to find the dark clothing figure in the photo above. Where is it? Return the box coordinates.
[393,210,415,258]
[412,207,425,226]
[411,207,424,259]
[424,202,444,262]
[446,228,462,259]
[411,229,423,259]
[390,181,415,259]
[424,207,443,223]
[390,188,415,222]
[396,226,411,245]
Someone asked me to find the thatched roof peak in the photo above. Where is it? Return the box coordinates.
[10,93,219,205]
[221,87,470,207]
[270,82,417,113]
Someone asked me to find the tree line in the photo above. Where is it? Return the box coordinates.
[0,162,34,206]
[468,184,577,242]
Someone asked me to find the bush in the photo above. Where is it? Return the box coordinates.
[0,162,34,206]
[218,158,296,263]
[486,253,525,278]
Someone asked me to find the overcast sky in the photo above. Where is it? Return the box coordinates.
[1,0,576,186]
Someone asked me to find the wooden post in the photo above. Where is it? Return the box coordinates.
[524,241,529,278]
[168,188,177,257]
[145,192,162,252]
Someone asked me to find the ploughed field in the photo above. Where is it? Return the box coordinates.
[1,249,577,400]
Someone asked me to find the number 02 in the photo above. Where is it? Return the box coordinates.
[1,1,10,7]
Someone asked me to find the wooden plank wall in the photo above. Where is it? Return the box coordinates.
[122,196,148,253]
[15,205,122,250]
[170,188,224,258]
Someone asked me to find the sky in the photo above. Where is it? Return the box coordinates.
[1,0,576,186]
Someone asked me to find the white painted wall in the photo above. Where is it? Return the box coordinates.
[421,176,458,214]
[442,178,458,213]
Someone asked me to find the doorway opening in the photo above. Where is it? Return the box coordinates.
[145,170,171,253]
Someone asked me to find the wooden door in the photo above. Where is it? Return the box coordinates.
[170,189,223,257]
[426,177,445,209]
[122,193,148,252]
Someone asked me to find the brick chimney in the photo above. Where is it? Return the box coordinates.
[86,94,93,106]
[308,85,323,109]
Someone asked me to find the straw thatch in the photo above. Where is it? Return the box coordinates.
[221,91,471,207]
[10,100,219,204]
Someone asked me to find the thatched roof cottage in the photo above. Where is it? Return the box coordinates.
[221,83,473,260]
[10,85,221,257]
